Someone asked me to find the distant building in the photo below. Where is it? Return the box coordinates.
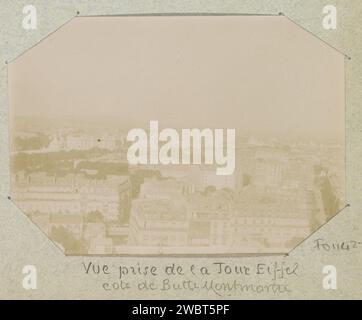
[46,133,118,152]
[233,185,313,250]
[11,171,131,229]
[88,237,113,254]
[83,222,106,241]
[139,177,194,200]
[128,199,188,247]
[186,190,235,246]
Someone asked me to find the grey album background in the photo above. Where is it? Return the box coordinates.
[0,0,361,299]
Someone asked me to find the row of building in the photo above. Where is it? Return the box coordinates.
[127,179,314,252]
[46,133,126,152]
[10,140,345,254]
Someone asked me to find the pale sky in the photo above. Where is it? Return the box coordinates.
[9,15,345,139]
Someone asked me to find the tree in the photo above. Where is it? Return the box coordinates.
[85,211,104,223]
[51,226,87,254]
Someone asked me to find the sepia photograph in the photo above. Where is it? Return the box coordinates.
[8,15,345,255]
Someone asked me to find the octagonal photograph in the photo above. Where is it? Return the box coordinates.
[8,15,345,255]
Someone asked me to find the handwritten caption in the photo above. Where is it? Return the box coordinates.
[313,238,362,252]
[82,261,299,297]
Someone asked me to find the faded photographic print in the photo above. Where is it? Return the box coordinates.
[8,15,345,255]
